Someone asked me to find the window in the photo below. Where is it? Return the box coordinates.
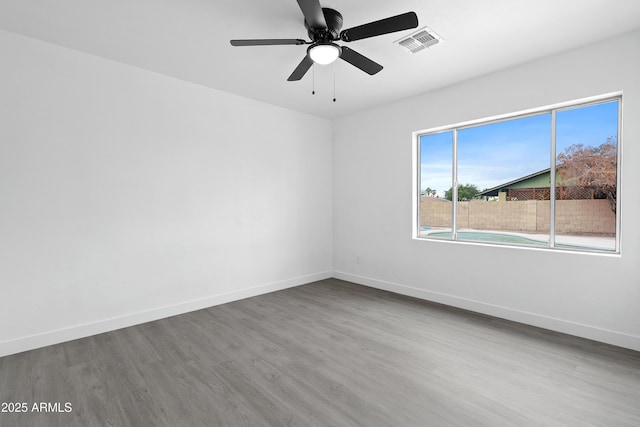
[415,96,620,253]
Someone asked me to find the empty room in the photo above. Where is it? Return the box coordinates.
[1,0,640,426]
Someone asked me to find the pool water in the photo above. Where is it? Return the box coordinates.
[427,231,547,246]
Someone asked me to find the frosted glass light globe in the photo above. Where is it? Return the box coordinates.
[309,44,340,65]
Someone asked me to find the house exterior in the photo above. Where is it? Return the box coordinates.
[479,168,601,201]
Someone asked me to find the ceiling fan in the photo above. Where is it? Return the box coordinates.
[230,0,418,81]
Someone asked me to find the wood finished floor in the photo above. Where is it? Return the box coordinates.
[1,278,640,426]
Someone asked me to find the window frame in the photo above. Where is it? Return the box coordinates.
[412,93,622,255]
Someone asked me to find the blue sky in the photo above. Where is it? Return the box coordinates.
[420,100,619,197]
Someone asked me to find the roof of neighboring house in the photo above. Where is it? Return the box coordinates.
[479,168,552,197]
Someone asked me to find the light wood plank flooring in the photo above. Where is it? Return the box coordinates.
[1,278,639,426]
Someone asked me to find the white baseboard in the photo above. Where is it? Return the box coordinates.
[0,271,332,358]
[4,270,638,357]
[333,271,640,352]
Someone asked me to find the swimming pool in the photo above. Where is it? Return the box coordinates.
[426,231,548,246]
[422,229,616,252]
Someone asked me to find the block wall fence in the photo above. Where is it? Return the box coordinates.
[420,198,615,235]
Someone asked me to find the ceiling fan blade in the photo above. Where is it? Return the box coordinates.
[339,46,383,75]
[340,12,418,42]
[230,39,307,46]
[287,55,314,81]
[296,0,327,31]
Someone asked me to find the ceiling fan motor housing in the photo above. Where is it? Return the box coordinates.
[305,8,343,41]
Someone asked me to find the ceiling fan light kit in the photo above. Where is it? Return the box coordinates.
[308,43,341,65]
[230,0,418,85]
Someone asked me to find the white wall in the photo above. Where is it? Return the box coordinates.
[0,30,333,357]
[333,30,640,351]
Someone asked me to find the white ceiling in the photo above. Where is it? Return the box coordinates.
[1,0,640,119]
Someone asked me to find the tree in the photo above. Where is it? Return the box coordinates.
[556,137,617,213]
[421,187,437,197]
[444,183,481,201]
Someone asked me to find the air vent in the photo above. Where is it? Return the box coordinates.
[395,26,443,53]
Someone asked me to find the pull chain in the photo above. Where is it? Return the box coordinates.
[312,64,315,95]
[332,62,336,102]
